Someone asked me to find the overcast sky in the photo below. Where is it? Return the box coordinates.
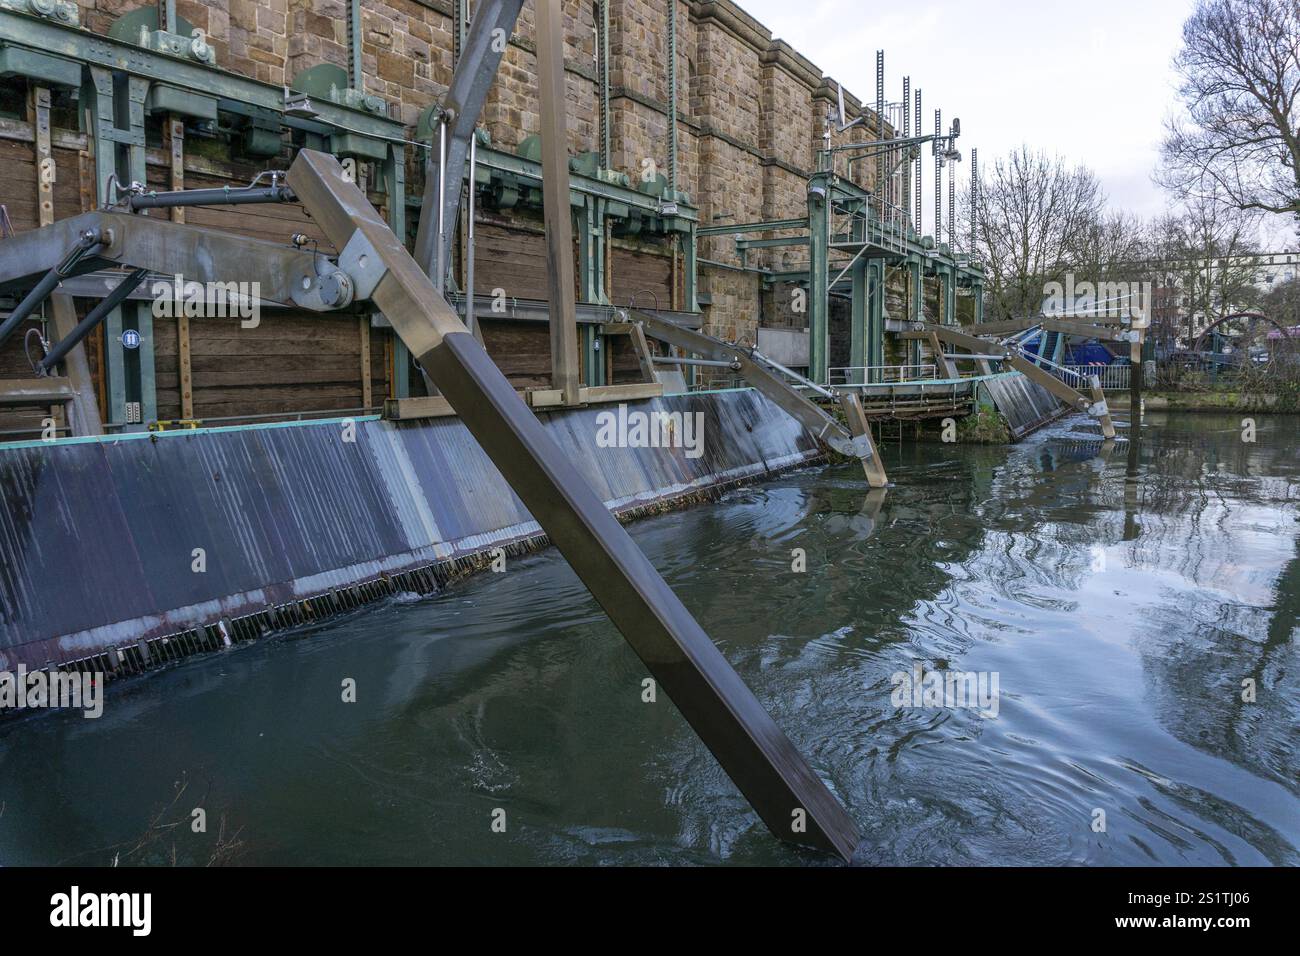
[735,0,1200,225]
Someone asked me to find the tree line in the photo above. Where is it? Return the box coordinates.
[961,0,1299,346]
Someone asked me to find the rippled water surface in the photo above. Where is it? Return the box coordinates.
[1,411,1297,866]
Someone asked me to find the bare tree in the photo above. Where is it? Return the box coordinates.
[1072,211,1151,282]
[1149,193,1261,345]
[1261,273,1300,325]
[966,146,1105,320]
[1159,0,1300,224]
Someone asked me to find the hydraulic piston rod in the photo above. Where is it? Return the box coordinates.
[0,229,105,349]
[36,268,150,375]
[651,355,740,369]
[126,185,295,210]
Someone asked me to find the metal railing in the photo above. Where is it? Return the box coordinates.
[829,364,937,385]
[864,194,911,257]
[1058,363,1154,390]
[831,194,910,260]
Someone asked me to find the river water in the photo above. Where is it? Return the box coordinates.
[1,412,1297,866]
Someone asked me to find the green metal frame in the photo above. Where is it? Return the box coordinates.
[1,7,409,417]
[709,153,985,384]
[409,130,702,389]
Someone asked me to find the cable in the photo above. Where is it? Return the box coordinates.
[24,326,49,375]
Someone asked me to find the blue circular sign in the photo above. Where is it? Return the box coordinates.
[120,329,141,350]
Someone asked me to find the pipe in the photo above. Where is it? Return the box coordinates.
[435,119,447,293]
[668,0,678,199]
[0,230,105,349]
[348,0,363,90]
[127,185,295,209]
[651,355,740,369]
[751,349,837,400]
[465,133,477,335]
[37,268,149,375]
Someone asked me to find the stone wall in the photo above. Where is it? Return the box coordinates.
[72,0,893,345]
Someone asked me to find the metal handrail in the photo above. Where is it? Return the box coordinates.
[828,363,937,384]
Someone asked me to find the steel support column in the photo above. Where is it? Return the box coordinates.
[867,259,885,376]
[942,264,956,326]
[909,255,924,368]
[413,0,526,280]
[536,0,581,404]
[849,257,867,386]
[386,139,412,395]
[807,173,830,384]
[682,225,698,313]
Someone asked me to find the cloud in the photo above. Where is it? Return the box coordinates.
[735,0,1192,222]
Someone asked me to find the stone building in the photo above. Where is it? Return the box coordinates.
[0,0,974,436]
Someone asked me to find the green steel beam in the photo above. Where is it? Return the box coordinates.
[475,144,698,222]
[735,235,809,250]
[698,217,807,237]
[384,140,411,399]
[0,10,405,141]
[682,225,698,313]
[943,264,956,326]
[576,195,608,381]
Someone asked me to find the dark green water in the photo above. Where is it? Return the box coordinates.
[1,412,1297,866]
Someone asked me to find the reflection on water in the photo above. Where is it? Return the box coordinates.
[1,412,1297,866]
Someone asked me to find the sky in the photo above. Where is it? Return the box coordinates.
[735,0,1293,248]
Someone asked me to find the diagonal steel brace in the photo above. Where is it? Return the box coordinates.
[413,0,526,283]
[631,309,888,487]
[288,149,864,862]
[922,323,1116,439]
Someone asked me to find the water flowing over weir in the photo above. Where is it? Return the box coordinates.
[981,373,1072,440]
[0,389,820,674]
[4,413,1296,867]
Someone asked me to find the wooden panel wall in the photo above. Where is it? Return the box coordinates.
[606,334,645,385]
[182,312,377,420]
[1,91,679,433]
[0,126,87,437]
[610,247,674,310]
[473,222,551,301]
[481,320,556,390]
[145,161,335,253]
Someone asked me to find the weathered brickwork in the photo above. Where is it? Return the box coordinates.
[74,0,893,345]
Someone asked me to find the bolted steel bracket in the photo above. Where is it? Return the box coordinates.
[290,256,355,310]
[338,228,389,302]
[825,430,876,459]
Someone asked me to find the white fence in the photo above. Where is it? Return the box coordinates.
[1059,363,1155,390]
